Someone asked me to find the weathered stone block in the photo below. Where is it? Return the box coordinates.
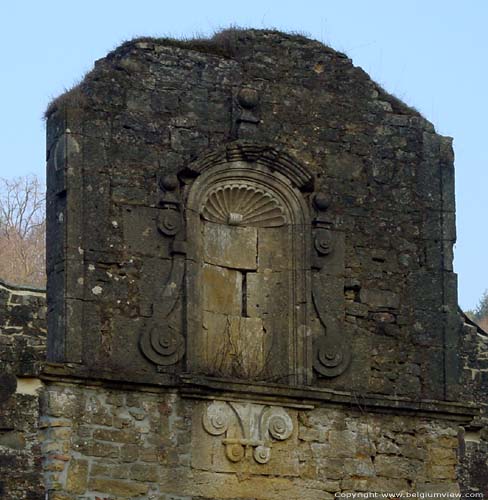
[428,446,457,465]
[75,440,119,458]
[428,464,457,480]
[246,271,290,318]
[359,288,400,310]
[88,478,149,497]
[130,463,159,482]
[65,459,88,494]
[203,222,257,270]
[257,226,289,272]
[92,428,139,444]
[45,389,78,418]
[120,443,140,462]
[202,264,242,315]
[90,461,112,477]
[374,455,423,480]
[343,457,375,477]
[202,311,266,376]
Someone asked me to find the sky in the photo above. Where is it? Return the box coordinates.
[0,0,486,310]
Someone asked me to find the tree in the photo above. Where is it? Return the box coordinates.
[0,175,46,287]
[466,289,488,332]
[473,290,488,322]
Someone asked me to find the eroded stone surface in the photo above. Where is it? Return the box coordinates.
[0,280,46,500]
[203,222,257,270]
[37,28,488,497]
[45,28,463,394]
[36,384,467,499]
[202,312,265,376]
[202,264,242,315]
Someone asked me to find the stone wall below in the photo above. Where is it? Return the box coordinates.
[0,279,46,500]
[41,382,464,500]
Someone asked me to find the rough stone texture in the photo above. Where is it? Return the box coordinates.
[40,384,467,500]
[0,279,46,500]
[45,28,461,397]
[457,316,488,497]
[39,28,488,497]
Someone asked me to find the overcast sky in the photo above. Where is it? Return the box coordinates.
[0,0,486,310]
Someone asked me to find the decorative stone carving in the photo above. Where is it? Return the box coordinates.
[202,400,293,464]
[311,192,351,378]
[236,87,260,133]
[157,173,183,236]
[139,324,185,366]
[313,336,351,377]
[184,141,314,192]
[157,208,182,236]
[311,194,334,266]
[314,228,333,255]
[312,293,351,377]
[237,88,259,110]
[201,183,286,227]
[139,173,186,367]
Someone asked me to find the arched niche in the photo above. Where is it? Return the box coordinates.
[184,154,312,385]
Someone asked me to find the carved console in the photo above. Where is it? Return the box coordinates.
[203,401,293,464]
[138,142,351,385]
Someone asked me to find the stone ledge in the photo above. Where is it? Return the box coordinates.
[41,363,478,423]
[0,278,46,295]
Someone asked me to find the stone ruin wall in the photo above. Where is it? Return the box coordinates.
[0,278,487,498]
[0,279,46,499]
[40,383,463,499]
[1,29,488,499]
[458,317,488,493]
[45,30,463,400]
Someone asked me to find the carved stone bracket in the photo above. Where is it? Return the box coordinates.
[311,192,334,269]
[202,400,293,464]
[157,173,184,236]
[311,192,351,378]
[139,174,186,367]
[157,208,182,236]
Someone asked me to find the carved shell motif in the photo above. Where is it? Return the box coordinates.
[201,184,286,227]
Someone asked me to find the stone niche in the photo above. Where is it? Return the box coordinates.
[184,156,311,384]
[137,146,350,386]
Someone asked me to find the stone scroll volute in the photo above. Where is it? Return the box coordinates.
[202,400,294,465]
[139,174,186,368]
[311,192,351,378]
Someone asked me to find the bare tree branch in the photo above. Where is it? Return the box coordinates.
[0,175,46,287]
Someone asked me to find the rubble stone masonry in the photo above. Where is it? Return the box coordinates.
[1,29,487,499]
